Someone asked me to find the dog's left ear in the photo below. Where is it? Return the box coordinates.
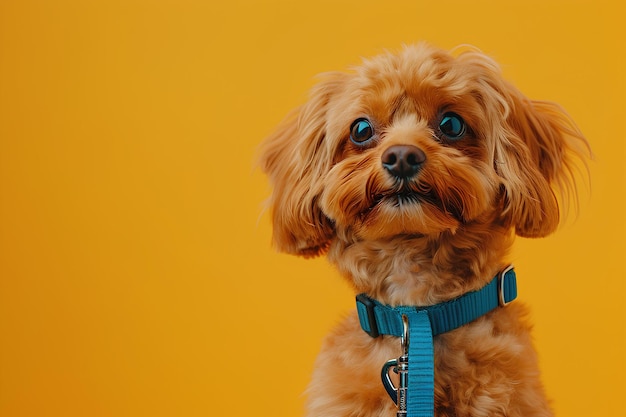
[493,86,586,238]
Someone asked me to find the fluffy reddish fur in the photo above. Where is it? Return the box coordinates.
[259,43,589,417]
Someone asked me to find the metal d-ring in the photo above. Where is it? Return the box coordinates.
[401,314,409,352]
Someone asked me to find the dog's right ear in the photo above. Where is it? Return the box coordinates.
[259,73,346,258]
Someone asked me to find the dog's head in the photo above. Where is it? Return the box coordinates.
[260,43,587,257]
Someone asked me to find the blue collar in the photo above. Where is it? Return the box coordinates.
[355,265,517,417]
[356,265,517,339]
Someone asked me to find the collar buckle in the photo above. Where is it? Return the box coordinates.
[356,293,380,338]
[497,265,517,307]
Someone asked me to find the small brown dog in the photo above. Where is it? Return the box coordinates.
[260,43,588,417]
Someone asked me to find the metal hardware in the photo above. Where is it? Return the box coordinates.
[381,314,409,416]
[498,264,515,307]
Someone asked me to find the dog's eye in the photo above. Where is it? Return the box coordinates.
[350,118,374,145]
[438,112,466,141]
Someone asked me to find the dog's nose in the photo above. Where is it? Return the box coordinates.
[381,145,426,179]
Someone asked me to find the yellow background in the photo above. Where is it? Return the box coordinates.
[1,1,624,416]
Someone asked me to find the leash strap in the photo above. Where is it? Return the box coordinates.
[356,266,517,417]
[406,310,434,417]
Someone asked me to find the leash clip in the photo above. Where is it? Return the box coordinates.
[381,314,409,416]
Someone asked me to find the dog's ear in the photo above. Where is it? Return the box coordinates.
[259,73,346,257]
[494,87,586,238]
[454,50,587,238]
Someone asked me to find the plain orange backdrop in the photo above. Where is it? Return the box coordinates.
[0,1,624,416]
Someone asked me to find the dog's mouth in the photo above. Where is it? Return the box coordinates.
[365,180,435,213]
[371,179,432,205]
[363,183,462,221]
[371,190,424,208]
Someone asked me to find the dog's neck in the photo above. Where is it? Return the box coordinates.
[327,223,515,307]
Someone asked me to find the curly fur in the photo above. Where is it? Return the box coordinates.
[259,43,589,417]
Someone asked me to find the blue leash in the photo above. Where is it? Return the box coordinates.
[356,266,517,417]
[406,310,434,417]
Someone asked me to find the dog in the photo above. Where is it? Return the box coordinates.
[259,43,588,417]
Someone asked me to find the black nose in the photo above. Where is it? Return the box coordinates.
[381,145,426,179]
